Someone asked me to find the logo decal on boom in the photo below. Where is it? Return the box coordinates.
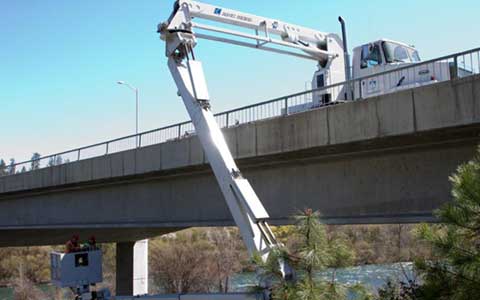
[213,7,253,22]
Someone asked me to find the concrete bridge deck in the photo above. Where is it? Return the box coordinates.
[1,75,480,246]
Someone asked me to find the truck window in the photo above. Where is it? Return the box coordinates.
[316,74,325,88]
[382,41,421,63]
[361,44,382,69]
[410,50,421,62]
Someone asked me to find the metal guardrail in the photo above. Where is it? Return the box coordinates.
[2,46,480,176]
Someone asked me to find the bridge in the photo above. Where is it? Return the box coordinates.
[2,73,480,247]
[1,48,480,295]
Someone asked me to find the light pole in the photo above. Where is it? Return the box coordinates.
[117,81,139,147]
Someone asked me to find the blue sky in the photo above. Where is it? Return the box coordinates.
[1,0,479,162]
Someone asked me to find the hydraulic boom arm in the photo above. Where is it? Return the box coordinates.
[158,0,342,280]
[159,0,342,64]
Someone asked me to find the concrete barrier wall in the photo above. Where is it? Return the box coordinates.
[1,75,479,195]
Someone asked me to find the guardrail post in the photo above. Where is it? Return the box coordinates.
[178,124,182,138]
[106,142,109,155]
[77,149,81,161]
[452,55,459,79]
[138,134,142,147]
[284,97,288,115]
[226,113,229,128]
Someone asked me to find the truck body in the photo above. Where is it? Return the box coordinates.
[305,39,453,112]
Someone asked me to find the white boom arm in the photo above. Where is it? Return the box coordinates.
[160,0,343,64]
[159,0,342,281]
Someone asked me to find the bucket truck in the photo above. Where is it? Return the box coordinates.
[50,2,456,299]
[159,0,450,111]
[158,0,449,287]
[157,0,444,282]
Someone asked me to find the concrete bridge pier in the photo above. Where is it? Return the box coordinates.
[116,239,148,296]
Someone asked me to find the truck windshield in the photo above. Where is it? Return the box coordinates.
[382,41,421,63]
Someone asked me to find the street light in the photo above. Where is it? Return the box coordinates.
[117,80,139,147]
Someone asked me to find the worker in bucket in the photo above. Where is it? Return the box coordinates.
[65,234,81,253]
[86,235,98,250]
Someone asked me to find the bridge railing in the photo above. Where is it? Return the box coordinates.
[2,47,480,177]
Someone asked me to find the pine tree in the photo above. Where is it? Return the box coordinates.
[415,147,480,299]
[47,157,55,167]
[253,209,371,300]
[30,152,41,170]
[48,155,65,167]
[8,158,16,175]
[322,229,356,299]
[0,159,6,176]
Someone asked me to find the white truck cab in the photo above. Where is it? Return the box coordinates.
[351,39,450,99]
[353,39,421,77]
[310,38,451,105]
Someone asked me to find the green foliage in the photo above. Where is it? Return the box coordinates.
[8,158,15,174]
[414,147,480,299]
[254,209,373,300]
[351,284,376,300]
[0,159,6,175]
[295,210,330,275]
[30,153,41,170]
[271,225,296,245]
[48,155,63,167]
[377,278,420,300]
[327,231,355,270]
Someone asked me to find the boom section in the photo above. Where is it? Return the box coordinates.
[159,0,319,281]
[164,46,279,261]
[160,0,339,63]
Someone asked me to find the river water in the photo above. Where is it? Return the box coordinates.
[0,263,414,299]
[231,262,414,292]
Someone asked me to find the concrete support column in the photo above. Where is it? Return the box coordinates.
[115,240,149,296]
[133,239,149,295]
[116,241,134,296]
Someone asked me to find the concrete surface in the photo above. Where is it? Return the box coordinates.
[116,242,134,296]
[3,75,479,195]
[133,239,149,295]
[1,75,480,247]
